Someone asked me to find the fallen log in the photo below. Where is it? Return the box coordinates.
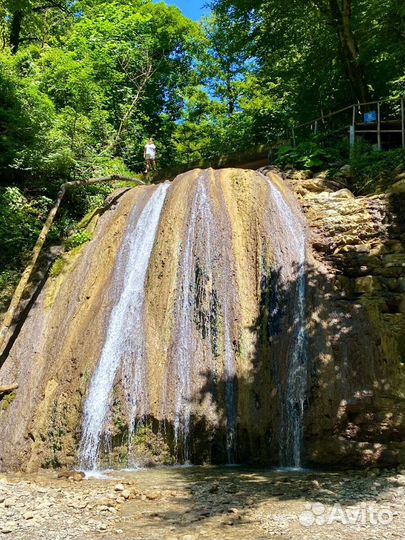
[0,175,144,360]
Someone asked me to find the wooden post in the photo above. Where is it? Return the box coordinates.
[377,101,382,150]
[0,174,144,359]
[401,97,405,150]
[350,105,356,148]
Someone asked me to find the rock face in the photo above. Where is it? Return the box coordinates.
[0,168,404,471]
[282,169,405,466]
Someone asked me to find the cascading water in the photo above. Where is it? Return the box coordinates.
[169,173,237,463]
[170,201,196,460]
[79,183,170,470]
[80,171,305,470]
[3,166,398,475]
[170,175,215,460]
[224,306,237,463]
[262,173,308,468]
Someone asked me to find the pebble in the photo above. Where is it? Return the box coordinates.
[146,491,160,500]
[114,483,125,492]
[0,470,403,540]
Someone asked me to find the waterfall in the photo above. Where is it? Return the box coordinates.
[79,183,170,470]
[79,172,306,469]
[224,304,237,463]
[171,201,196,460]
[170,175,214,460]
[263,174,307,468]
[170,173,237,463]
[5,165,395,475]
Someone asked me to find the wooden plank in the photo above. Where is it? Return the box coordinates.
[355,130,403,134]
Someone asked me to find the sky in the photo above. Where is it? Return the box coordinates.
[157,0,209,21]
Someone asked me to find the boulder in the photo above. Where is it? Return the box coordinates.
[57,470,85,481]
[354,276,383,294]
[390,179,405,195]
[339,164,352,178]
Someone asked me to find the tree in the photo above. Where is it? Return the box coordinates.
[210,0,405,131]
[202,12,255,115]
[311,0,370,103]
[65,0,200,168]
[3,0,72,54]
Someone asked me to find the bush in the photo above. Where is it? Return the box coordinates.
[0,270,20,312]
[349,143,404,194]
[0,187,52,270]
[49,257,66,278]
[64,230,93,251]
[276,140,339,170]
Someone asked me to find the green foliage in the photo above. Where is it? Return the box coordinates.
[65,230,92,251]
[1,391,16,411]
[276,141,338,170]
[49,257,66,278]
[1,1,199,185]
[0,186,52,270]
[349,144,405,194]
[0,270,20,312]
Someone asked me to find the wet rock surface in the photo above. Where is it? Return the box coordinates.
[0,167,404,470]
[267,169,405,468]
[0,467,404,539]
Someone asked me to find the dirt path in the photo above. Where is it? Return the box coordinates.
[1,467,404,539]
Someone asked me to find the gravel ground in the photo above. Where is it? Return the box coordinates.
[1,466,404,539]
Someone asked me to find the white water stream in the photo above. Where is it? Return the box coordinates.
[264,174,307,468]
[79,183,170,470]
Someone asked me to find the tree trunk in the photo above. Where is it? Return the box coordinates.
[328,0,370,103]
[10,10,23,54]
[226,77,235,115]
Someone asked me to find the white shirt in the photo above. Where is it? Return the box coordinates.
[145,143,156,159]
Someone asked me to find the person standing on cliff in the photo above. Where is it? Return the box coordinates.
[144,138,157,174]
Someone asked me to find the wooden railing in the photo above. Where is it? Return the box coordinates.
[289,96,405,150]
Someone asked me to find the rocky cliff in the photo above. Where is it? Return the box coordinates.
[282,169,405,466]
[0,168,403,471]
